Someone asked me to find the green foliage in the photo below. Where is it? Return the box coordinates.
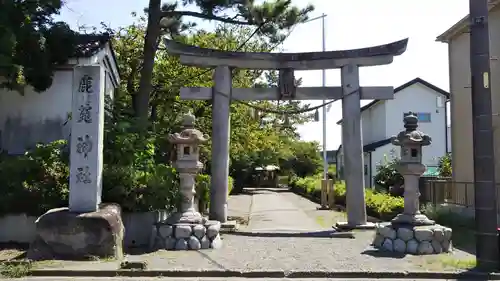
[280,141,322,178]
[0,141,69,215]
[289,175,404,221]
[195,174,234,213]
[0,0,79,92]
[373,151,404,194]
[437,153,452,177]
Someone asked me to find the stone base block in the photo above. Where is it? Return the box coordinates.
[27,204,124,260]
[152,220,222,250]
[373,222,452,255]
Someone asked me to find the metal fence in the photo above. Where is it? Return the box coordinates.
[420,177,500,212]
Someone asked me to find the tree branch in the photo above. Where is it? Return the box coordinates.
[162,11,253,25]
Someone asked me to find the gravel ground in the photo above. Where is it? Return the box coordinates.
[0,277,463,281]
[28,187,475,273]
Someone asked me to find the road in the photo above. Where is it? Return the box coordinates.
[0,277,482,281]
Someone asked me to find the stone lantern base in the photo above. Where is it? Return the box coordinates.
[373,222,452,255]
[151,219,222,251]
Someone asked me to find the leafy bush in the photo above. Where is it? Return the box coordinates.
[438,153,452,177]
[373,152,404,196]
[0,140,70,215]
[196,174,234,213]
[290,175,404,220]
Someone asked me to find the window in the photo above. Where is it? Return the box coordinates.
[183,146,190,155]
[404,112,431,123]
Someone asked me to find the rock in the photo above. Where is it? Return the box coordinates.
[414,227,433,242]
[397,227,414,241]
[206,221,221,239]
[433,228,444,242]
[154,236,165,250]
[417,241,434,255]
[27,204,124,260]
[159,225,173,238]
[175,239,188,250]
[165,237,176,250]
[379,226,396,239]
[393,239,406,253]
[432,240,443,254]
[200,236,210,249]
[382,238,393,252]
[442,239,452,252]
[188,236,201,250]
[210,235,223,249]
[406,239,418,254]
[444,227,453,240]
[373,234,384,248]
[175,224,192,239]
[149,226,158,249]
[192,224,206,239]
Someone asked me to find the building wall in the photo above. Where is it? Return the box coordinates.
[448,6,500,183]
[361,102,387,145]
[384,83,447,166]
[0,57,116,154]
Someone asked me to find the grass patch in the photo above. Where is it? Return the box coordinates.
[0,263,31,278]
[420,255,476,271]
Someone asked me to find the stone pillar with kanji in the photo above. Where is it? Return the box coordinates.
[372,112,452,255]
[151,112,223,250]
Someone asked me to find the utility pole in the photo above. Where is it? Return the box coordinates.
[321,13,328,180]
[469,0,499,270]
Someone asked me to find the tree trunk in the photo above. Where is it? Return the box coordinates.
[134,0,161,125]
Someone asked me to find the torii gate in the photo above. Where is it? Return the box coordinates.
[164,38,408,228]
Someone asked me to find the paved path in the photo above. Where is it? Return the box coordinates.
[4,277,477,281]
[245,188,330,232]
[23,187,475,274]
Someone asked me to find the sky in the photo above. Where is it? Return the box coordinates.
[58,0,470,151]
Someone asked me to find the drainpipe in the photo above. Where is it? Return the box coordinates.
[369,152,373,188]
[444,98,449,153]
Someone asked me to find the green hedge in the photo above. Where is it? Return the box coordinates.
[0,141,233,216]
[289,174,404,220]
[195,174,234,214]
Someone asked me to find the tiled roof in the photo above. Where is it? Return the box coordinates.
[74,33,111,57]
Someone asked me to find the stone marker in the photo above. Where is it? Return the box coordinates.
[164,38,409,227]
[28,65,124,260]
[372,113,452,255]
[151,112,222,250]
[68,65,104,213]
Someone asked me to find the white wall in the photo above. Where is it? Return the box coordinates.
[369,144,399,188]
[384,83,447,166]
[0,53,116,154]
[0,70,74,154]
[360,102,387,145]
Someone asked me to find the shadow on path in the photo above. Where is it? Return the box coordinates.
[228,230,355,239]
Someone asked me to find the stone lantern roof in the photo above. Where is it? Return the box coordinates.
[391,112,431,147]
[168,112,209,144]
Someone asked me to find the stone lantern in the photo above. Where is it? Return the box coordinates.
[150,112,223,251]
[373,112,452,255]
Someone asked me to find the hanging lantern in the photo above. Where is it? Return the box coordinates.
[314,109,320,122]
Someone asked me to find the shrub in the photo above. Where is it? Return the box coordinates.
[0,140,70,215]
[373,152,404,195]
[196,174,234,214]
[437,153,452,177]
[290,175,404,220]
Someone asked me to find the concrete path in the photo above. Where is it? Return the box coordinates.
[245,188,329,232]
[5,277,468,281]
[18,187,475,275]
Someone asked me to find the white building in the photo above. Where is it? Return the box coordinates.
[0,34,120,154]
[335,78,450,188]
